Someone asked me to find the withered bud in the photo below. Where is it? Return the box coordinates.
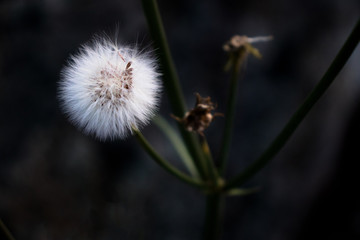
[223,35,273,53]
[223,35,273,71]
[172,93,223,135]
[223,35,250,52]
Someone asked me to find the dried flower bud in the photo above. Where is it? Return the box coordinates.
[59,37,161,140]
[223,35,273,71]
[223,35,273,54]
[172,93,222,135]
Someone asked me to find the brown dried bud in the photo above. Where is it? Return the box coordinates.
[223,35,272,71]
[223,35,250,52]
[172,93,223,135]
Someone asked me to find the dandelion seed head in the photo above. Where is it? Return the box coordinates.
[59,37,161,140]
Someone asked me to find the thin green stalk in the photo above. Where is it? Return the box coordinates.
[203,194,224,240]
[218,50,246,175]
[141,0,208,180]
[224,18,360,190]
[153,115,199,178]
[0,218,15,240]
[133,128,206,189]
[200,135,219,185]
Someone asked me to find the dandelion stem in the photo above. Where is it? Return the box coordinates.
[140,0,185,116]
[203,193,224,240]
[224,18,360,190]
[133,128,206,188]
[0,218,16,240]
[218,49,247,175]
[200,135,224,240]
[141,0,208,180]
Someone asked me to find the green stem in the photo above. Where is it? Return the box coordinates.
[201,135,219,185]
[218,51,246,175]
[224,18,360,190]
[133,128,206,189]
[203,194,224,240]
[0,218,15,240]
[141,0,208,180]
[153,115,199,178]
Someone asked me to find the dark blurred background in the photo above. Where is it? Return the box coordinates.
[1,0,360,239]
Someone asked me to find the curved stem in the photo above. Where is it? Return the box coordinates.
[0,218,15,240]
[133,128,206,189]
[153,116,199,178]
[224,18,360,190]
[141,0,207,180]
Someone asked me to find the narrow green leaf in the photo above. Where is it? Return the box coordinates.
[153,115,199,178]
[133,127,206,188]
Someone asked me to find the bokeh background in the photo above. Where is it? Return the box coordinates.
[1,0,360,239]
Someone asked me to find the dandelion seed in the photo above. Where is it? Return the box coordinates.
[59,37,161,140]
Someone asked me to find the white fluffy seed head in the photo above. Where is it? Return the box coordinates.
[59,37,161,140]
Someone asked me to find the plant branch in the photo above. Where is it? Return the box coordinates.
[153,115,199,178]
[224,18,360,190]
[201,135,219,185]
[141,0,208,180]
[133,128,206,189]
[218,49,247,175]
[203,194,224,240]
